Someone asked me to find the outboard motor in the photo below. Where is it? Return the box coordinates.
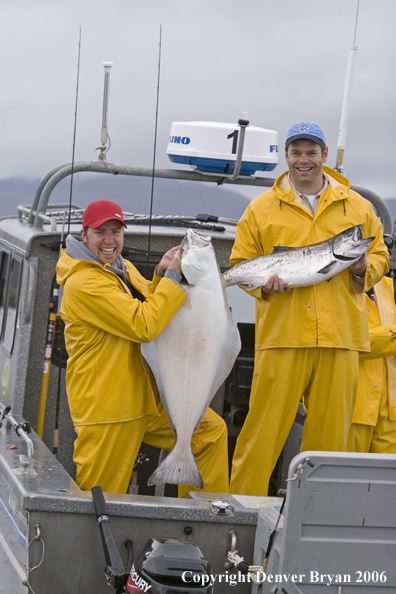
[92,486,213,593]
[128,537,212,593]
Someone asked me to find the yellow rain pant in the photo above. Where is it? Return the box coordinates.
[74,401,229,498]
[230,347,359,496]
[347,366,396,453]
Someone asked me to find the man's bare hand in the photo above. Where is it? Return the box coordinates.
[349,253,367,277]
[167,248,182,274]
[262,275,291,295]
[158,246,182,273]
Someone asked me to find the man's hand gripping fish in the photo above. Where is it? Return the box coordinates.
[141,229,241,489]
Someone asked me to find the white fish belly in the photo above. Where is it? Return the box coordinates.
[154,275,227,438]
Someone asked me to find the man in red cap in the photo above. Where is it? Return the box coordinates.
[56,200,229,496]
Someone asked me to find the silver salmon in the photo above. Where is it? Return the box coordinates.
[223,225,374,289]
[141,229,241,488]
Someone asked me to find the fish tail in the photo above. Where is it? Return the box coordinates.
[147,446,203,489]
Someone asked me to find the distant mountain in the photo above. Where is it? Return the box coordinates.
[2,175,394,231]
[0,174,254,221]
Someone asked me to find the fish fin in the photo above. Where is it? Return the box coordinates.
[271,246,296,253]
[140,342,176,433]
[317,261,337,275]
[147,445,203,489]
[224,278,259,290]
[238,282,258,289]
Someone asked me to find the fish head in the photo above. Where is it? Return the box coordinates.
[181,229,213,285]
[332,225,375,261]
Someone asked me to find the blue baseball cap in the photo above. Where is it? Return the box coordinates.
[285,122,326,148]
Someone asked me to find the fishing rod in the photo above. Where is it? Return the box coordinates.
[67,26,82,236]
[37,30,82,445]
[53,28,82,455]
[334,0,360,174]
[145,25,162,278]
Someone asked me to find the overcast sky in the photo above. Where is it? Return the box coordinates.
[1,0,395,203]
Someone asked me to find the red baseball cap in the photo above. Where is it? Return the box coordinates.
[82,200,127,229]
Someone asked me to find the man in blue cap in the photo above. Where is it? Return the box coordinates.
[230,122,389,496]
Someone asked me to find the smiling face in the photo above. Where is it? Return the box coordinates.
[285,139,328,194]
[81,219,124,266]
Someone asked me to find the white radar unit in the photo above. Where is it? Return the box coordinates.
[166,121,278,176]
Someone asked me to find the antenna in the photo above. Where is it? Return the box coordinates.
[334,0,360,174]
[97,62,113,161]
[145,25,162,276]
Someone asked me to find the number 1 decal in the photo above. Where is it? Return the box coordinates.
[227,129,239,154]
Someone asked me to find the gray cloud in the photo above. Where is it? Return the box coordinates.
[1,0,395,201]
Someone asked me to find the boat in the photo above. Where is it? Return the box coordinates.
[1,65,396,594]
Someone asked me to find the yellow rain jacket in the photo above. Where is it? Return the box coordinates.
[353,277,396,424]
[230,166,389,352]
[56,250,186,427]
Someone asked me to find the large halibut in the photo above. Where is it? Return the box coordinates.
[141,229,241,489]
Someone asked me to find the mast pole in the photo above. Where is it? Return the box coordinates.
[97,61,113,161]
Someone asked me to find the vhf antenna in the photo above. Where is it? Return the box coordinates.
[334,0,360,174]
[97,62,113,161]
